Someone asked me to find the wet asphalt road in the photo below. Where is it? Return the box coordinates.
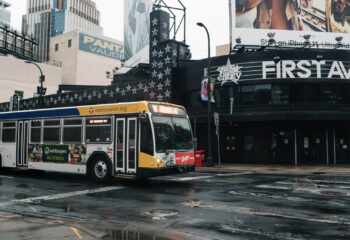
[0,169,350,239]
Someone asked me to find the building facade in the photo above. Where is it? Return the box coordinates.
[0,0,10,26]
[0,55,62,103]
[49,29,123,86]
[175,48,350,165]
[22,0,103,62]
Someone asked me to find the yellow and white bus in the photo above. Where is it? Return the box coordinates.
[0,101,195,181]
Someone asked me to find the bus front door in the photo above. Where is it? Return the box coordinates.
[16,121,29,167]
[115,118,137,174]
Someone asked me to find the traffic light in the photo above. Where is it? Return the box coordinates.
[37,86,47,95]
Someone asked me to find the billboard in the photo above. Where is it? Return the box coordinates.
[79,33,123,60]
[230,0,350,49]
[124,0,152,61]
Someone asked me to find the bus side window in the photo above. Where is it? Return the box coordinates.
[141,118,154,156]
[30,120,42,143]
[2,122,16,142]
[43,119,61,143]
[63,119,82,143]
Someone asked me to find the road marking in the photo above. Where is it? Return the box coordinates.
[170,176,212,181]
[0,175,14,179]
[216,172,253,177]
[256,185,291,190]
[56,220,64,224]
[0,186,124,207]
[171,172,252,181]
[70,227,83,239]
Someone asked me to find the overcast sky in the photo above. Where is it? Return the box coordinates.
[6,0,229,59]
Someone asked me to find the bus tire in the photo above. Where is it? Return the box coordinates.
[89,156,111,182]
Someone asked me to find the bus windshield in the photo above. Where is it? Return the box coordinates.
[152,115,193,152]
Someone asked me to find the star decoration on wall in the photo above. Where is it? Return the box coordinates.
[152,39,158,47]
[152,70,158,78]
[158,50,164,58]
[152,18,158,26]
[126,85,131,91]
[157,83,163,90]
[157,72,163,80]
[165,90,171,98]
[164,56,171,64]
[164,78,171,86]
[164,67,171,75]
[149,81,156,89]
[165,45,171,53]
[132,87,137,94]
[138,82,143,89]
[152,49,158,58]
[152,28,158,36]
[149,91,155,99]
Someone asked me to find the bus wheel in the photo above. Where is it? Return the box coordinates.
[91,158,111,182]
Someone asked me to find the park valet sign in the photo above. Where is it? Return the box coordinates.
[216,58,350,85]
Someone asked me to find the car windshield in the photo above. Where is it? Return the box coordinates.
[152,115,193,152]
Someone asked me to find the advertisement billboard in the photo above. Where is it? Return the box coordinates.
[79,33,123,60]
[124,0,152,61]
[230,0,350,49]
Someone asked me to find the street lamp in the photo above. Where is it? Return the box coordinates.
[25,60,46,107]
[197,22,214,167]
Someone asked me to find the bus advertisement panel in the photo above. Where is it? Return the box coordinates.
[230,0,350,49]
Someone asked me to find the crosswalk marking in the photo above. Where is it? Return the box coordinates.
[0,175,14,179]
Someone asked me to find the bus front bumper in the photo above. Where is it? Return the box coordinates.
[138,165,195,178]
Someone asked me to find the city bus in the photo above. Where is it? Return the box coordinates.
[0,101,195,181]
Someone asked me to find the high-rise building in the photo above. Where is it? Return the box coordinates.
[22,0,103,62]
[0,0,11,26]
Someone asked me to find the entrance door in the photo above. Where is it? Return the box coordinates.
[271,130,295,164]
[16,121,29,167]
[115,117,138,174]
[299,129,327,164]
[335,129,350,164]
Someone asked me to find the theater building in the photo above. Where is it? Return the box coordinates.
[175,48,350,165]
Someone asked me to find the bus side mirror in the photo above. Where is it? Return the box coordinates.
[139,113,147,119]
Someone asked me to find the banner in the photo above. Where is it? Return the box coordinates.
[230,0,350,49]
[124,0,152,61]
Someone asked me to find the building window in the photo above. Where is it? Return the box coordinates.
[55,43,59,52]
[68,39,72,48]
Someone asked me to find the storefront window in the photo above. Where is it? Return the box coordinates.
[255,84,271,104]
[290,83,305,104]
[322,84,337,104]
[271,84,289,104]
[240,85,255,105]
[306,83,321,103]
[337,84,350,104]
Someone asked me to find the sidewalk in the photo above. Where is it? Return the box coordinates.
[199,164,350,174]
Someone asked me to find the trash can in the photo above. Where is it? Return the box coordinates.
[195,150,205,167]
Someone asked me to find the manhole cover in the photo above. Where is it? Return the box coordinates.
[143,209,179,220]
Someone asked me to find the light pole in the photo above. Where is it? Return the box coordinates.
[197,22,214,167]
[25,60,46,107]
